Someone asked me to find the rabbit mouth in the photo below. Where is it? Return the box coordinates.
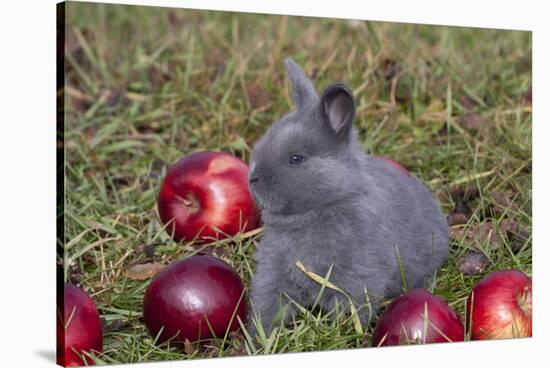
[248,186,265,208]
[251,192,295,216]
[249,186,283,214]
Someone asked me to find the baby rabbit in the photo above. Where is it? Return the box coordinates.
[248,58,449,335]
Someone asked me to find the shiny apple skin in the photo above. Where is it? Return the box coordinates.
[375,156,412,177]
[143,255,247,344]
[372,288,464,346]
[466,270,532,340]
[57,284,103,366]
[158,151,259,243]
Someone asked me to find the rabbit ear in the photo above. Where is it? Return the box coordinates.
[320,83,356,137]
[285,57,318,109]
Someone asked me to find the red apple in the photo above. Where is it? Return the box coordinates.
[143,255,247,344]
[158,151,259,243]
[375,156,412,177]
[372,289,464,346]
[466,269,532,340]
[57,284,103,366]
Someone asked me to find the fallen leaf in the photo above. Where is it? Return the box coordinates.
[491,190,517,214]
[460,112,486,130]
[499,218,518,236]
[125,263,166,280]
[452,185,479,201]
[491,190,515,207]
[447,200,472,225]
[439,185,480,205]
[450,222,501,249]
[456,252,491,275]
[459,95,478,111]
[470,222,500,248]
[450,226,466,242]
[246,82,270,109]
[183,338,196,355]
[447,212,469,226]
[449,186,465,201]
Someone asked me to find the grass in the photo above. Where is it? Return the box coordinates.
[61,1,532,364]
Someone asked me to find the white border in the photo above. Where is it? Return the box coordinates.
[0,0,547,367]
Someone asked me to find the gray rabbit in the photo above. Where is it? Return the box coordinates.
[247,58,449,335]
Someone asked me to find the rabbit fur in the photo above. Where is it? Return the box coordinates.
[247,58,449,335]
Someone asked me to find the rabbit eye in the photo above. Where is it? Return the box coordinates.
[289,154,306,165]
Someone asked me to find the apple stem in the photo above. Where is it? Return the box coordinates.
[179,194,200,214]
